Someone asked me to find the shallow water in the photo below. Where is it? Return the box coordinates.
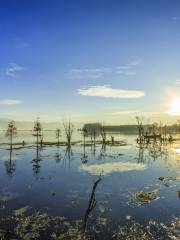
[0,133,180,237]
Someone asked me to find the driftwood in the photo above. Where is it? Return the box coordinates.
[82,177,102,234]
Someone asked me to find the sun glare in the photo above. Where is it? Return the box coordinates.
[168,97,180,116]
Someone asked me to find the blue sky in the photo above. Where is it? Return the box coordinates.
[0,0,180,123]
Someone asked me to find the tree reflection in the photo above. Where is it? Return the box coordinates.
[4,149,16,177]
[55,145,61,163]
[98,144,106,161]
[31,143,42,179]
[62,146,73,168]
[136,139,169,163]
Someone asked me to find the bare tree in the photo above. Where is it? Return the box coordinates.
[136,116,144,143]
[100,124,106,145]
[33,118,42,148]
[63,119,74,147]
[177,120,180,135]
[56,128,61,145]
[6,120,17,151]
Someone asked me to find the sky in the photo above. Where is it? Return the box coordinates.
[0,0,180,124]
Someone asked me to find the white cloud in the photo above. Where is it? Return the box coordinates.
[0,99,23,105]
[112,110,162,116]
[172,16,180,21]
[129,60,141,66]
[6,63,25,77]
[80,162,146,175]
[68,67,111,80]
[78,85,145,99]
[16,42,29,49]
[175,79,180,84]
[112,110,140,115]
[68,60,141,80]
[117,60,140,69]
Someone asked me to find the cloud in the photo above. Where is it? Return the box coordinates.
[6,63,25,77]
[0,99,23,105]
[15,39,30,49]
[117,60,140,70]
[68,67,111,80]
[112,110,140,115]
[16,42,29,49]
[68,60,141,80]
[80,162,146,175]
[78,85,145,99]
[172,16,180,21]
[175,79,180,84]
[112,111,162,116]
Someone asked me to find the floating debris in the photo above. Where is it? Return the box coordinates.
[125,215,132,220]
[13,206,32,216]
[135,191,158,203]
[158,176,180,181]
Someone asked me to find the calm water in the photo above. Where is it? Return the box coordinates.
[0,132,180,235]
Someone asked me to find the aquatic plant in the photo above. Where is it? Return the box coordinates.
[113,218,180,240]
[0,213,84,240]
[0,213,179,240]
[135,191,157,203]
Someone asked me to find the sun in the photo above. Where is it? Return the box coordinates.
[168,97,180,116]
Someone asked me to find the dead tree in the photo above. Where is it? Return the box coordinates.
[177,120,180,136]
[100,124,107,145]
[136,116,144,143]
[63,119,74,147]
[56,128,61,145]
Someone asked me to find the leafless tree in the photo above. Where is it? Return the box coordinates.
[56,128,61,145]
[100,124,106,145]
[177,120,180,135]
[136,116,144,142]
[63,119,74,147]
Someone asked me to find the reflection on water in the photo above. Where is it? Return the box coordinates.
[80,162,146,175]
[0,134,179,238]
[4,150,16,177]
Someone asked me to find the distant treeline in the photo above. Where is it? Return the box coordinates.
[82,123,179,134]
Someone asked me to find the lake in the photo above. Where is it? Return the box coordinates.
[0,132,179,239]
